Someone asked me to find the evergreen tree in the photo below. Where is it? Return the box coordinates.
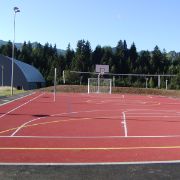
[151,46,163,74]
[114,40,129,73]
[0,38,179,89]
[114,40,123,73]
[137,50,151,74]
[18,41,32,64]
[65,43,74,70]
[100,46,113,65]
[129,42,138,73]
[0,41,13,57]
[162,49,170,74]
[91,45,104,70]
[72,40,92,72]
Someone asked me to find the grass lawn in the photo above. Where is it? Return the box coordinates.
[0,86,25,97]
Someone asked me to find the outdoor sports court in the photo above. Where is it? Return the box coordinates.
[1,92,180,164]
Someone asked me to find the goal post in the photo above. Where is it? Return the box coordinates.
[88,64,111,94]
[88,78,112,94]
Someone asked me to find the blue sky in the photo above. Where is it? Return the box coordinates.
[0,0,180,51]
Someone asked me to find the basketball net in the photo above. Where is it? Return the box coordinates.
[99,68,105,77]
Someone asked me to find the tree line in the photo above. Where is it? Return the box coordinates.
[1,40,180,89]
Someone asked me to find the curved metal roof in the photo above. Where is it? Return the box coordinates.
[14,59,45,82]
[7,57,45,83]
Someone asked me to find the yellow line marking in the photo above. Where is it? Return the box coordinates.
[0,118,85,134]
[1,146,180,151]
[0,116,119,135]
[0,127,17,134]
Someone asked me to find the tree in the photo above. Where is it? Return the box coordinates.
[137,50,151,74]
[151,46,163,74]
[18,41,32,64]
[162,49,171,74]
[129,42,138,73]
[65,43,74,70]
[0,41,14,57]
[114,40,124,73]
[72,40,92,72]
[114,40,129,73]
[149,77,155,88]
[100,46,113,66]
[91,45,104,70]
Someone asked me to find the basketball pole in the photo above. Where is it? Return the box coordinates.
[97,73,100,93]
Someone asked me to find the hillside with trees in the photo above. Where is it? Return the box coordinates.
[0,40,180,89]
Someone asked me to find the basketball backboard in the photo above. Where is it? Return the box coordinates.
[96,64,109,74]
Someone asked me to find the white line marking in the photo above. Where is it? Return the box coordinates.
[0,93,44,120]
[2,135,180,139]
[0,92,35,106]
[123,115,180,118]
[126,109,179,113]
[10,116,46,137]
[10,109,102,136]
[122,112,128,137]
[2,160,180,166]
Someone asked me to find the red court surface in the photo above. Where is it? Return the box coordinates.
[1,92,180,164]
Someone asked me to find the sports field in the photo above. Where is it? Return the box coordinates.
[1,91,180,164]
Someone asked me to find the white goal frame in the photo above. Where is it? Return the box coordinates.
[88,78,112,94]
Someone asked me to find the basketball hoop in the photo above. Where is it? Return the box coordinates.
[96,64,109,74]
[100,69,105,76]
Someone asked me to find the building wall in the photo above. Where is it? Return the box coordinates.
[0,55,45,90]
[13,63,29,90]
[0,55,28,89]
[28,82,45,90]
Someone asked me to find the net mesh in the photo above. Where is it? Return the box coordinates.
[88,78,112,94]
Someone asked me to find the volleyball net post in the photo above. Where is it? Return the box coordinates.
[54,68,57,102]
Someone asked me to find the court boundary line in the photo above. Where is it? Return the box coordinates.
[2,135,180,139]
[122,112,128,137]
[2,145,180,150]
[1,160,180,166]
[0,92,35,107]
[0,93,44,120]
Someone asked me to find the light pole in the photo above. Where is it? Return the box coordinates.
[1,65,4,86]
[11,7,20,95]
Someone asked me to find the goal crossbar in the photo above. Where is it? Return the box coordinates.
[88,78,112,94]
